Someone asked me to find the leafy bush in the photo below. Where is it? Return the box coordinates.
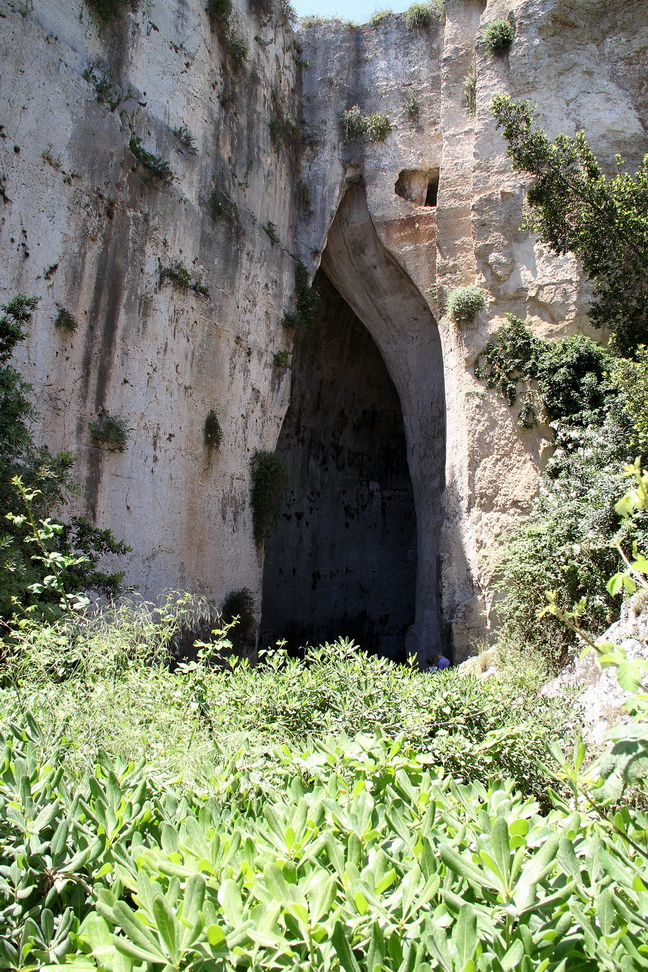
[83,64,132,111]
[273,349,291,368]
[403,92,420,122]
[89,410,130,452]
[0,297,128,620]
[250,450,289,545]
[129,136,174,182]
[446,285,485,323]
[474,315,614,424]
[341,106,392,143]
[282,259,320,329]
[492,96,648,357]
[483,18,514,55]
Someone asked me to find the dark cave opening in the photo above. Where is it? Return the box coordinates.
[260,270,417,660]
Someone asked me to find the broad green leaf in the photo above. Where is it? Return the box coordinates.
[331,920,361,972]
[152,895,178,962]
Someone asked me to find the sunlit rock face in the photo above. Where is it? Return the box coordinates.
[1,0,646,661]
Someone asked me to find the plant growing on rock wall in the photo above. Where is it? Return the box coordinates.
[273,349,291,368]
[281,259,320,328]
[250,450,289,545]
[206,0,232,27]
[483,19,514,55]
[446,285,485,324]
[492,95,648,357]
[129,137,174,182]
[227,38,248,71]
[403,92,420,122]
[204,410,223,451]
[464,67,477,116]
[54,308,78,334]
[84,0,133,24]
[405,2,436,29]
[89,410,130,452]
[159,261,210,298]
[341,106,392,143]
[172,125,197,155]
[83,64,132,111]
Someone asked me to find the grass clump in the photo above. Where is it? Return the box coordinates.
[341,105,392,143]
[446,285,485,323]
[483,18,514,55]
[129,136,174,182]
[250,449,289,545]
[54,308,78,334]
[159,261,210,298]
[89,410,130,452]
[281,259,320,329]
[464,67,477,116]
[83,64,132,111]
[405,2,435,29]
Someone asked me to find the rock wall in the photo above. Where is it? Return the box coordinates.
[1,0,647,661]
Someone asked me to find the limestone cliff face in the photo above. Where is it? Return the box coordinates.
[1,0,647,661]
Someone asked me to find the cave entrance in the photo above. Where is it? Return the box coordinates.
[262,182,445,663]
[261,271,417,659]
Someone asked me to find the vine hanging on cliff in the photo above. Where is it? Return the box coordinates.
[281,260,320,329]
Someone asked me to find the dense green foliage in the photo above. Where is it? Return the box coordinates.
[474,316,613,423]
[446,286,485,324]
[404,3,435,30]
[482,20,514,55]
[250,451,289,545]
[0,297,128,622]
[492,97,648,357]
[0,614,645,972]
[84,0,132,24]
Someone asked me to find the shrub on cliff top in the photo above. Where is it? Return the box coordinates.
[405,2,436,29]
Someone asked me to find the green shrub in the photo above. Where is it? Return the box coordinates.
[405,2,434,29]
[89,410,130,452]
[129,136,174,182]
[250,450,288,544]
[282,259,320,329]
[341,106,392,143]
[159,261,210,298]
[83,64,131,111]
[0,296,128,620]
[227,38,248,70]
[203,410,222,451]
[263,221,280,245]
[54,308,78,334]
[172,125,197,155]
[273,349,291,368]
[446,285,485,323]
[474,315,615,424]
[206,0,232,25]
[403,92,420,122]
[483,18,514,55]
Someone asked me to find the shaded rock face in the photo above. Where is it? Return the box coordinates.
[1,0,648,661]
[262,272,418,660]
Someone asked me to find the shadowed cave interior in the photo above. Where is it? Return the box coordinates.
[261,271,417,660]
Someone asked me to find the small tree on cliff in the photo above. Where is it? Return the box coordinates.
[491,95,648,357]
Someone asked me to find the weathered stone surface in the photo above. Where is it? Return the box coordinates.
[1,0,647,661]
